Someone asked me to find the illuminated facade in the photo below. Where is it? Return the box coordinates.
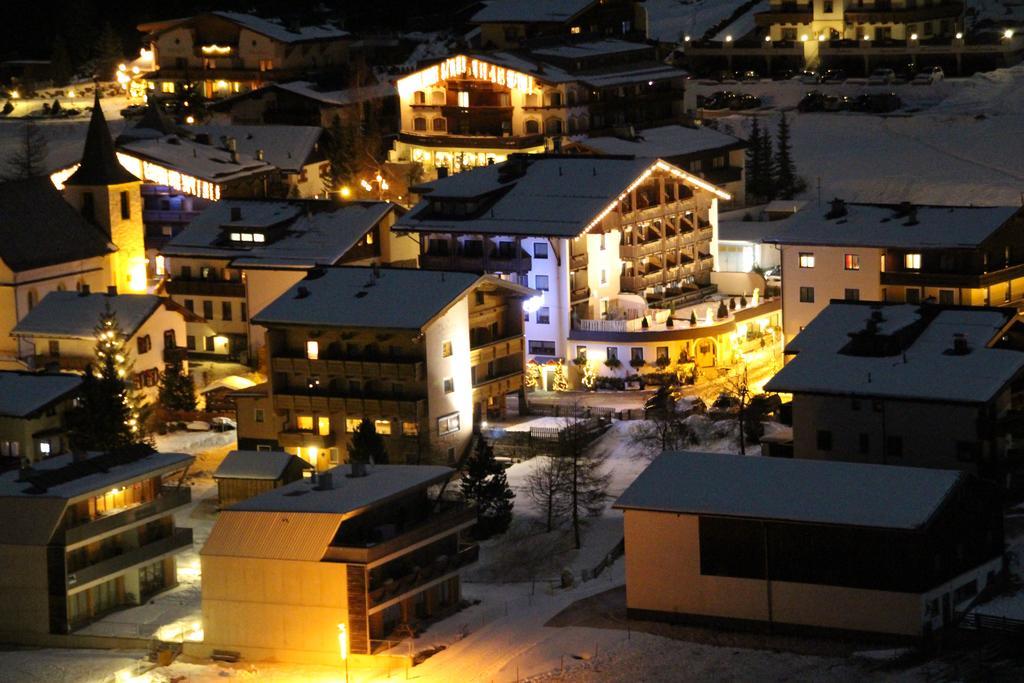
[397,156,731,370]
[236,268,531,468]
[138,12,350,99]
[389,43,688,180]
[471,0,638,49]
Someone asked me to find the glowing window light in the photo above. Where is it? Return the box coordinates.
[801,34,809,42]
[764,35,772,42]
[1005,29,1015,39]
[201,44,232,55]
[724,35,733,42]
[397,55,536,98]
[955,32,963,39]
[910,33,918,40]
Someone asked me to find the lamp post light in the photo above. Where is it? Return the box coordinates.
[338,623,349,683]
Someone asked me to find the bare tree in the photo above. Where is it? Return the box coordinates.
[560,404,611,550]
[525,454,571,533]
[629,411,695,460]
[4,122,48,180]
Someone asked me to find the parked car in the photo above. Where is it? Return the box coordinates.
[851,91,902,113]
[709,393,742,419]
[823,94,850,111]
[701,90,737,110]
[912,66,945,84]
[868,68,895,85]
[798,90,827,112]
[739,69,761,82]
[764,265,782,287]
[822,69,847,84]
[798,70,822,84]
[712,69,738,83]
[729,93,762,110]
[120,104,147,118]
[772,69,798,81]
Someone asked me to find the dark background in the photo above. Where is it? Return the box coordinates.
[1,0,481,62]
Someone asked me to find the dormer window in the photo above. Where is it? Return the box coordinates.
[229,232,266,244]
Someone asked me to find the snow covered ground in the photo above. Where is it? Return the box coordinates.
[643,0,759,43]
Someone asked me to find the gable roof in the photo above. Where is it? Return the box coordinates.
[572,124,746,159]
[12,292,167,340]
[399,156,730,237]
[765,203,1022,249]
[214,450,311,480]
[252,266,531,330]
[118,134,275,185]
[472,0,595,23]
[210,81,394,111]
[162,200,397,268]
[0,372,82,418]
[0,177,114,271]
[189,124,322,173]
[765,302,1024,403]
[66,92,140,187]
[142,12,349,44]
[614,451,962,530]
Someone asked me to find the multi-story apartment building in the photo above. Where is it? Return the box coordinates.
[0,448,193,636]
[161,200,413,362]
[199,463,477,664]
[471,0,639,49]
[0,371,82,465]
[208,80,398,129]
[765,301,1024,488]
[389,41,687,179]
[766,200,1024,342]
[237,266,532,468]
[138,12,351,99]
[616,451,1004,638]
[566,124,748,209]
[12,291,196,404]
[396,155,735,374]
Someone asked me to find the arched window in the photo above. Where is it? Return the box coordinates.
[545,118,564,135]
[524,119,540,134]
[414,117,427,131]
[430,91,445,105]
[546,92,563,107]
[414,91,426,104]
[432,118,447,132]
[567,90,578,106]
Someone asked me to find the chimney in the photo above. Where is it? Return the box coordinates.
[315,471,334,490]
[951,333,970,355]
[106,285,117,296]
[437,166,449,179]
[826,198,847,219]
[230,206,242,221]
[350,461,367,478]
[256,148,264,161]
[79,284,91,296]
[225,137,237,153]
[295,286,311,299]
[372,261,380,279]
[904,206,919,226]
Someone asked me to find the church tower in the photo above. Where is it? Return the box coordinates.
[63,90,148,293]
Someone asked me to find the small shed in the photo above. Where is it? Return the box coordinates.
[214,450,311,508]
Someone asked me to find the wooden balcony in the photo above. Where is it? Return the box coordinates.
[419,251,531,275]
[570,286,591,303]
[67,528,192,590]
[274,392,426,420]
[366,544,479,610]
[271,356,425,382]
[469,336,524,366]
[278,430,337,450]
[165,278,246,298]
[473,371,524,403]
[62,487,191,546]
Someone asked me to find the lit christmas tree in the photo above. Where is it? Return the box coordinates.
[524,360,540,389]
[552,359,569,392]
[581,362,597,390]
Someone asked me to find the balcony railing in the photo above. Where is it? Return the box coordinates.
[63,487,192,546]
[398,132,546,150]
[367,544,479,609]
[469,336,524,366]
[278,430,337,450]
[419,251,532,274]
[274,392,426,420]
[271,356,426,382]
[473,371,524,400]
[67,527,193,590]
[571,286,591,303]
[324,505,476,565]
[163,346,189,364]
[165,278,246,298]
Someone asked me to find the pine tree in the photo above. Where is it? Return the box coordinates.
[745,118,763,201]
[774,113,804,199]
[348,418,388,464]
[759,124,776,200]
[50,34,73,86]
[92,21,123,80]
[3,123,48,180]
[69,306,142,451]
[323,114,357,193]
[460,439,514,537]
[158,357,196,412]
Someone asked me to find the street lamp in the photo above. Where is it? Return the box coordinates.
[338,623,349,683]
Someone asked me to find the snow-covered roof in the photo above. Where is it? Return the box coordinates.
[13,292,167,340]
[270,81,395,107]
[531,39,651,60]
[162,200,396,267]
[765,302,1024,403]
[718,219,786,244]
[472,0,594,23]
[211,11,348,43]
[614,451,962,530]
[227,463,453,514]
[765,203,1022,249]
[0,372,82,418]
[214,450,310,480]
[401,156,727,237]
[119,135,275,184]
[0,451,193,500]
[459,47,686,88]
[572,125,745,159]
[253,267,530,330]
[189,125,322,173]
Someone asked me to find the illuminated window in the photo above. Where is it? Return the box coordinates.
[442,340,453,358]
[297,416,314,431]
[39,442,51,455]
[844,254,860,270]
[253,233,265,243]
[161,82,175,94]
[318,416,331,436]
[374,419,392,435]
[570,25,582,34]
[306,340,319,360]
[904,253,922,269]
[414,117,427,131]
[402,421,419,437]
[457,91,469,108]
[258,59,274,72]
[798,253,815,268]
[230,232,241,241]
[345,418,362,432]
[438,412,461,436]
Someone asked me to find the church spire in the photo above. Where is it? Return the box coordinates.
[65,88,139,186]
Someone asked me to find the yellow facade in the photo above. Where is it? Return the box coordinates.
[63,181,148,294]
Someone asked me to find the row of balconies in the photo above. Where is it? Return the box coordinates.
[367,544,479,609]
[620,231,709,260]
[165,278,246,298]
[324,505,477,565]
[271,356,426,382]
[419,251,532,275]
[468,336,524,367]
[62,487,191,546]
[273,392,427,420]
[67,527,192,591]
